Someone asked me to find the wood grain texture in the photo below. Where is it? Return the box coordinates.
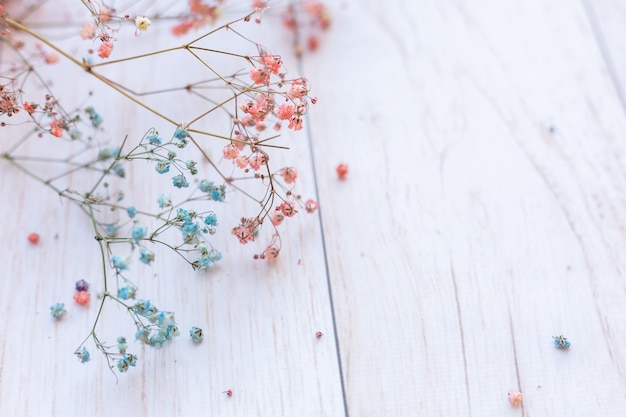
[303,0,626,415]
[4,0,626,416]
[0,2,344,417]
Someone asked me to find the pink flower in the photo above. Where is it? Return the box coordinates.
[50,120,63,137]
[45,53,59,64]
[252,0,269,11]
[250,67,270,85]
[288,116,303,131]
[79,23,97,40]
[508,390,523,407]
[288,79,309,99]
[305,199,319,213]
[223,143,240,160]
[232,217,260,244]
[336,163,349,180]
[235,155,249,169]
[264,246,280,261]
[279,167,298,184]
[99,7,114,23]
[23,101,37,115]
[73,291,91,305]
[260,53,282,74]
[172,20,193,36]
[271,209,284,226]
[279,201,297,217]
[248,152,266,171]
[98,41,113,59]
[275,104,294,120]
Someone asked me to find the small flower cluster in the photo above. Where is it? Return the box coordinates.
[552,334,571,349]
[73,279,91,305]
[50,302,67,320]
[282,0,331,55]
[2,2,324,375]
[78,1,153,59]
[172,0,226,36]
[132,299,180,349]
[189,326,204,343]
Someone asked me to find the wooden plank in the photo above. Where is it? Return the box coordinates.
[303,0,626,415]
[0,2,344,416]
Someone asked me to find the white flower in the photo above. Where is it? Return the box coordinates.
[135,16,151,31]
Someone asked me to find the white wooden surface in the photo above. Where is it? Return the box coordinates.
[3,0,626,416]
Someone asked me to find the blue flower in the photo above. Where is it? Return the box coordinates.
[156,311,175,328]
[174,125,188,139]
[75,347,91,363]
[157,193,172,208]
[204,212,218,227]
[167,150,177,160]
[105,224,120,237]
[146,131,162,145]
[111,162,125,178]
[139,248,155,265]
[117,336,127,354]
[176,208,193,224]
[198,180,212,192]
[126,206,137,218]
[185,160,197,174]
[155,161,170,174]
[189,326,203,343]
[117,286,136,300]
[172,174,189,188]
[50,302,67,319]
[210,188,225,202]
[131,225,147,243]
[182,222,200,243]
[85,106,103,128]
[208,249,222,262]
[111,255,129,270]
[98,147,120,161]
[116,353,137,369]
[553,335,571,349]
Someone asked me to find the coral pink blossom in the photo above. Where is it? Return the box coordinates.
[23,102,37,115]
[248,152,266,171]
[507,390,523,407]
[279,201,297,217]
[288,79,309,99]
[50,120,63,137]
[271,209,284,226]
[260,53,282,74]
[250,67,270,85]
[336,163,349,180]
[73,290,91,305]
[235,155,249,169]
[98,41,113,59]
[275,104,294,120]
[279,167,298,184]
[99,7,114,23]
[305,199,319,213]
[45,53,59,64]
[27,233,40,244]
[232,217,260,244]
[172,20,193,36]
[288,116,303,131]
[223,143,240,160]
[264,246,280,261]
[79,23,97,40]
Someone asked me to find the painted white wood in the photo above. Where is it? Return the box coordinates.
[0,1,344,417]
[304,0,626,415]
[5,0,626,416]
